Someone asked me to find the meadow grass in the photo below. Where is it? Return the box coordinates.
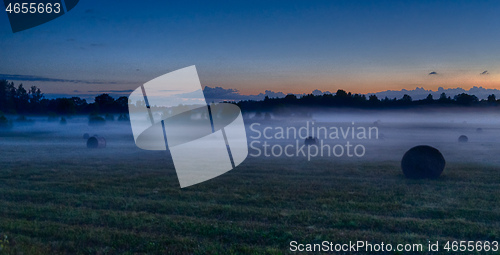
[1,119,500,254]
[0,148,499,254]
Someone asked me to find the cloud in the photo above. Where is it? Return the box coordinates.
[0,74,136,85]
[184,86,288,102]
[87,90,134,93]
[312,89,332,96]
[480,70,489,75]
[43,93,91,99]
[428,71,438,75]
[262,90,286,99]
[203,86,241,100]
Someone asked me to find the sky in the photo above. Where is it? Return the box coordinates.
[1,0,500,98]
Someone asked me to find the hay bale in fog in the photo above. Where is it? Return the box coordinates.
[458,135,468,143]
[304,136,318,145]
[88,115,106,126]
[264,112,272,120]
[87,136,106,149]
[0,115,11,129]
[401,145,445,179]
[15,115,34,123]
[60,117,67,125]
[476,128,483,133]
[253,112,263,119]
[83,133,90,139]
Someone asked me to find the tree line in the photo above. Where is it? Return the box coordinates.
[0,80,128,115]
[1,80,499,116]
[237,89,498,112]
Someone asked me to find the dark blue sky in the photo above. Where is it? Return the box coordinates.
[1,0,499,97]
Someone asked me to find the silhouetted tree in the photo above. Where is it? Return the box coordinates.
[334,89,350,105]
[28,86,43,104]
[454,93,478,105]
[115,96,129,112]
[95,93,115,113]
[28,86,43,112]
[487,94,496,103]
[284,94,297,101]
[335,89,348,98]
[13,84,30,113]
[368,94,379,105]
[425,94,434,102]
[0,80,13,112]
[438,92,452,104]
[399,94,412,105]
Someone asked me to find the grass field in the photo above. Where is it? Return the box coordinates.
[1,116,500,254]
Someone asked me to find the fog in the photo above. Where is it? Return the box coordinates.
[1,108,500,167]
[247,108,500,165]
[0,116,139,163]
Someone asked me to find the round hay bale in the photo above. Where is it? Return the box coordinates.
[87,136,106,149]
[401,145,445,179]
[88,115,106,126]
[83,133,90,139]
[476,128,483,133]
[0,115,12,129]
[458,135,468,143]
[253,112,262,119]
[60,117,67,125]
[264,112,272,120]
[304,136,318,145]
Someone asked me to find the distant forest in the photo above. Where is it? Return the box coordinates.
[1,79,500,116]
[237,88,500,112]
[0,80,128,115]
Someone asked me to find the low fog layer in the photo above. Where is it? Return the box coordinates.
[245,108,500,165]
[1,108,500,166]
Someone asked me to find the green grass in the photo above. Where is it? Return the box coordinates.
[0,136,499,254]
